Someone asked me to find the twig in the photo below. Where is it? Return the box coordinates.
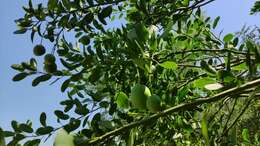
[83,78,260,145]
[165,49,250,59]
[222,97,238,132]
[219,92,255,141]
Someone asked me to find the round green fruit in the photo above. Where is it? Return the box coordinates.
[130,84,151,110]
[33,44,46,56]
[44,54,56,64]
[146,95,161,113]
[54,128,75,146]
[44,63,57,73]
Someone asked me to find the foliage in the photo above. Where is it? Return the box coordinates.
[251,1,260,14]
[2,0,260,146]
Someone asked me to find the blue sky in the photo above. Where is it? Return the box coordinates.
[0,0,258,145]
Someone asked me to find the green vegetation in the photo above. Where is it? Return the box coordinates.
[1,0,260,146]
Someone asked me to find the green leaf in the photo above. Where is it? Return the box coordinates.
[12,73,29,81]
[0,128,6,146]
[62,0,71,11]
[83,12,94,24]
[233,62,247,71]
[98,5,112,25]
[135,23,149,42]
[87,0,94,6]
[54,110,69,120]
[13,28,27,34]
[3,131,15,137]
[200,60,217,75]
[60,58,74,70]
[24,139,40,146]
[11,121,19,132]
[223,33,234,43]
[48,0,58,10]
[58,14,70,27]
[116,92,129,109]
[229,127,237,145]
[32,74,52,87]
[22,62,36,71]
[132,58,149,72]
[176,35,187,41]
[11,64,24,72]
[64,119,81,133]
[61,79,71,92]
[36,126,54,135]
[99,101,109,108]
[159,61,178,70]
[242,129,250,142]
[233,37,239,47]
[96,47,104,61]
[74,106,89,116]
[194,77,216,89]
[127,128,135,146]
[181,0,189,6]
[79,36,90,45]
[212,16,220,29]
[250,1,260,14]
[19,124,33,133]
[246,40,255,51]
[91,113,101,128]
[31,29,36,42]
[40,112,47,127]
[100,6,113,19]
[201,114,210,146]
[89,67,102,83]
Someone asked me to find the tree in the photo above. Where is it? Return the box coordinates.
[2,0,260,145]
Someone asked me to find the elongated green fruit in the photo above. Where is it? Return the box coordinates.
[44,54,56,64]
[130,84,151,110]
[147,95,161,113]
[200,60,216,74]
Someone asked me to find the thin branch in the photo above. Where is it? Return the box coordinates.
[165,49,250,59]
[153,0,216,24]
[83,78,260,145]
[219,93,255,141]
[70,0,126,13]
[177,73,207,89]
[208,98,228,124]
[222,97,238,132]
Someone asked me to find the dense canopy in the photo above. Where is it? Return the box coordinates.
[1,0,260,146]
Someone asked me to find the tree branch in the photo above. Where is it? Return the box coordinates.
[165,49,250,59]
[83,78,260,145]
[70,0,126,13]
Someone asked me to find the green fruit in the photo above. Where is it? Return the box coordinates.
[146,95,161,113]
[44,63,57,73]
[33,44,46,56]
[130,84,151,110]
[44,54,56,64]
[53,128,75,146]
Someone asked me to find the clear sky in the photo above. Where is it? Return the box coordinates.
[0,0,258,146]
